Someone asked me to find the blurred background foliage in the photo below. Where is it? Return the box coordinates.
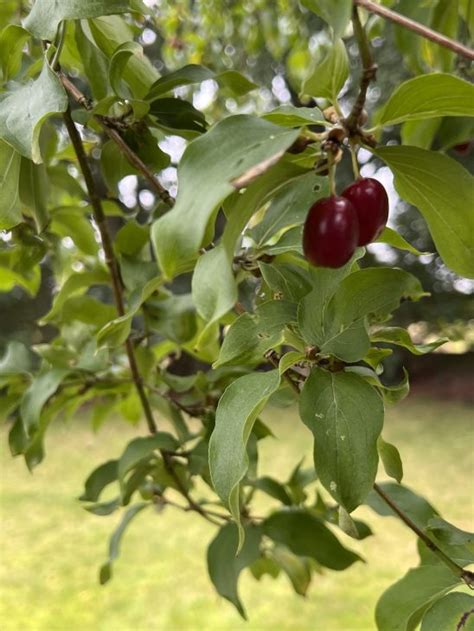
[1,0,473,361]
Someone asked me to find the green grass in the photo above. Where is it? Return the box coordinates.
[1,397,473,630]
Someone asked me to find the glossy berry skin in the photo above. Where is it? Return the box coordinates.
[303,196,359,268]
[342,178,389,246]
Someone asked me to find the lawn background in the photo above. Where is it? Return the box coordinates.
[1,398,473,630]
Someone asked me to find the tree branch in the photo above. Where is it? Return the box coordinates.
[63,108,159,436]
[373,483,474,588]
[354,0,474,61]
[63,109,228,526]
[60,74,174,207]
[344,6,377,136]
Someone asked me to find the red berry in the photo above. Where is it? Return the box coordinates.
[342,178,389,246]
[303,196,359,268]
[453,142,472,156]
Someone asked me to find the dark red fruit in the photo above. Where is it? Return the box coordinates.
[453,142,472,156]
[342,177,389,246]
[303,196,359,268]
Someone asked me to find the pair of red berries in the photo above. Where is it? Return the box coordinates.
[303,178,389,268]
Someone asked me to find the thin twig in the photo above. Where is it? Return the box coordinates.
[266,350,301,394]
[373,483,474,588]
[156,495,228,525]
[60,73,174,207]
[63,108,159,436]
[63,108,227,527]
[344,6,377,135]
[355,0,474,61]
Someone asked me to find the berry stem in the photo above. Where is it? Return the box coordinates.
[328,153,337,196]
[349,142,361,179]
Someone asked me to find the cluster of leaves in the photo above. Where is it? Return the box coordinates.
[0,1,473,629]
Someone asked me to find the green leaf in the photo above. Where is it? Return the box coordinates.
[304,267,425,362]
[401,118,441,150]
[147,64,256,100]
[299,368,384,511]
[96,276,163,348]
[146,293,197,344]
[249,556,280,581]
[192,158,309,336]
[20,368,69,436]
[215,300,296,367]
[278,351,306,375]
[421,592,474,631]
[114,222,149,256]
[100,502,149,584]
[0,140,21,229]
[437,116,474,151]
[80,460,118,502]
[263,510,361,570]
[216,70,258,96]
[297,250,363,349]
[0,264,41,296]
[24,0,130,40]
[109,41,145,98]
[207,523,262,619]
[426,518,474,548]
[251,172,327,247]
[371,327,447,356]
[270,546,312,596]
[0,24,30,81]
[41,269,110,324]
[259,263,312,303]
[301,0,352,38]
[0,341,37,376]
[0,62,68,163]
[375,566,461,631]
[19,159,50,231]
[86,499,120,516]
[262,105,326,127]
[377,436,403,483]
[147,64,214,98]
[376,145,474,278]
[149,97,207,136]
[302,39,349,102]
[75,22,110,100]
[51,208,98,256]
[379,74,474,127]
[152,115,300,279]
[249,477,293,506]
[88,16,158,98]
[100,140,135,192]
[376,227,430,256]
[367,482,438,528]
[61,295,116,328]
[377,368,410,405]
[117,433,178,486]
[209,370,281,544]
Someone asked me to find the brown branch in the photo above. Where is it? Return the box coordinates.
[344,6,377,136]
[156,495,230,524]
[63,108,159,436]
[60,74,174,207]
[63,108,228,527]
[354,0,474,61]
[373,483,474,588]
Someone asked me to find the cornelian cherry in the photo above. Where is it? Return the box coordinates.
[303,196,359,268]
[342,178,389,246]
